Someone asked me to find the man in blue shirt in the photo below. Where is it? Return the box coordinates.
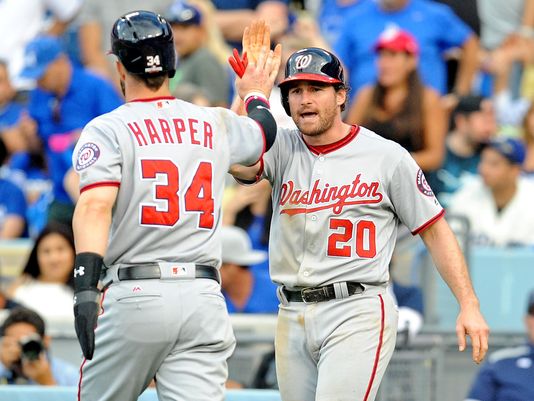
[19,36,123,225]
[465,289,534,401]
[0,60,24,132]
[334,0,479,101]
[220,225,279,314]
[0,307,78,386]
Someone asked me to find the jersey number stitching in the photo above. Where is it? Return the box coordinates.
[140,159,214,228]
[327,218,376,258]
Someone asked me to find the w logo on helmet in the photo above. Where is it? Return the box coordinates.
[295,54,313,70]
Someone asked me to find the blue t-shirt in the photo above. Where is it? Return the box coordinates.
[318,0,366,47]
[334,0,472,98]
[223,267,279,313]
[0,178,27,230]
[28,67,123,203]
[0,355,79,386]
[466,343,534,401]
[0,102,24,131]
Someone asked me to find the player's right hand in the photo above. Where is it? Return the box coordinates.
[73,252,104,360]
[74,289,100,360]
[456,304,490,364]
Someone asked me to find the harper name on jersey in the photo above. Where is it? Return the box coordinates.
[127,117,214,149]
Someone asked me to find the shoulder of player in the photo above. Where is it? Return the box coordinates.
[81,106,129,134]
[488,345,531,364]
[357,126,407,154]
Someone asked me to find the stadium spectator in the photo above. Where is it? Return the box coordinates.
[220,225,278,313]
[522,103,534,174]
[166,2,230,107]
[317,0,363,47]
[172,83,212,107]
[464,289,534,401]
[448,137,534,247]
[334,0,479,102]
[0,60,24,132]
[0,0,82,90]
[6,223,75,324]
[427,95,497,205]
[0,307,78,385]
[76,0,173,79]
[211,0,289,50]
[19,36,123,225]
[346,28,447,172]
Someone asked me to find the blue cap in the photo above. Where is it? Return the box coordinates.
[20,36,63,80]
[166,2,202,25]
[487,137,526,165]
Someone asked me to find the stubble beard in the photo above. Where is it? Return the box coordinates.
[294,103,337,139]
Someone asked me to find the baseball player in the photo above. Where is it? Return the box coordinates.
[230,24,489,401]
[71,11,280,401]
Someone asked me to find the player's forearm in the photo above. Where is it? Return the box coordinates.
[420,218,480,309]
[454,35,480,96]
[229,162,262,182]
[72,197,113,256]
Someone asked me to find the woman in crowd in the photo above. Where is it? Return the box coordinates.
[346,28,447,172]
[6,223,75,323]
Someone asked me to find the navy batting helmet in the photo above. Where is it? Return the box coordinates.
[111,10,176,78]
[279,47,345,115]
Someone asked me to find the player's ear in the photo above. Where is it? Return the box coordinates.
[336,88,347,109]
[116,61,126,81]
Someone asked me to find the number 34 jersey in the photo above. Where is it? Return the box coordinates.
[263,125,444,288]
[73,98,264,267]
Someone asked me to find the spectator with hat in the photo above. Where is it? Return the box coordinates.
[465,289,534,401]
[347,27,447,172]
[166,1,230,107]
[20,35,122,225]
[220,225,278,314]
[426,95,498,205]
[448,137,534,247]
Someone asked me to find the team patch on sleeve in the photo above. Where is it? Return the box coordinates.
[416,169,434,197]
[76,143,101,171]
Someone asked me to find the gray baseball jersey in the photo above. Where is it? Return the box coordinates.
[263,125,444,288]
[73,97,264,268]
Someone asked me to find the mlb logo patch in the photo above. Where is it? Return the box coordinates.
[172,266,187,276]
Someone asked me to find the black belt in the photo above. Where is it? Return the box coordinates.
[117,264,220,284]
[283,282,364,303]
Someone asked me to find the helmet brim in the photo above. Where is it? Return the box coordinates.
[278,73,343,87]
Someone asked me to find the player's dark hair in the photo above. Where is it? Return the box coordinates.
[0,307,46,337]
[22,222,75,289]
[364,69,424,152]
[132,73,167,91]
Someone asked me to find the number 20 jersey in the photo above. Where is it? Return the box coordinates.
[263,125,444,288]
[73,98,264,267]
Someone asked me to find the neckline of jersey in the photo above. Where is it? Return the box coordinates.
[304,125,360,155]
[129,96,176,103]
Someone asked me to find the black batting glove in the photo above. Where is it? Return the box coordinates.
[73,252,103,360]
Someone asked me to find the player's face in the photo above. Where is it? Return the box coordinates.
[287,82,345,137]
[377,50,416,88]
[37,233,75,284]
[478,148,519,190]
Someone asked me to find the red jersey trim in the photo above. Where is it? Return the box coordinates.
[129,96,176,103]
[78,287,108,401]
[80,181,121,193]
[305,125,360,155]
[363,294,385,401]
[411,209,445,235]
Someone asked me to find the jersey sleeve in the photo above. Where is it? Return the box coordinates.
[72,120,122,193]
[219,108,265,166]
[389,152,444,235]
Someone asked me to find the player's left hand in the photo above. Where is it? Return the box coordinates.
[456,304,489,364]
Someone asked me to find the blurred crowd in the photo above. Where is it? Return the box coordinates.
[0,0,534,394]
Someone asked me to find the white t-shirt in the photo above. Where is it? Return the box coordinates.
[448,177,534,246]
[12,281,74,324]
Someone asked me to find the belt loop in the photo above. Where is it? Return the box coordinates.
[333,282,350,299]
[277,286,289,306]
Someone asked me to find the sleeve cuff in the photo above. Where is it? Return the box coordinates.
[411,209,445,235]
[80,181,121,194]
